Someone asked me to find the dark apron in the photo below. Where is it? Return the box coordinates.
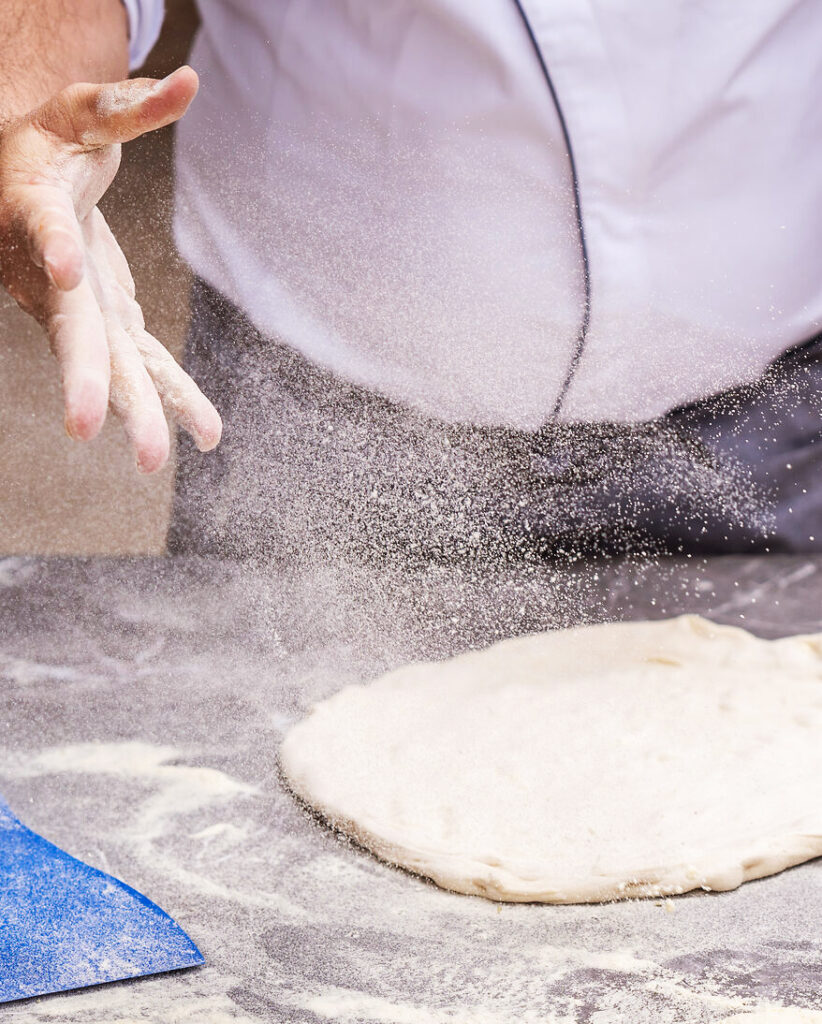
[169,278,822,562]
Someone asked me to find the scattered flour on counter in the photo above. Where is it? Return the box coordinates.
[0,741,305,916]
[717,1012,822,1024]
[289,984,820,1024]
[290,986,571,1024]
[534,945,658,974]
[642,977,767,1012]
[189,821,251,846]
[0,556,35,587]
[4,562,822,1023]
[0,656,105,687]
[5,742,256,839]
[4,986,259,1024]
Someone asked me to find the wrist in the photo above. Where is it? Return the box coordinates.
[0,0,130,129]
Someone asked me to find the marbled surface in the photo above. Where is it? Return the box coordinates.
[1,553,821,1023]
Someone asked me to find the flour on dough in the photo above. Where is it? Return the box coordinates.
[279,615,822,903]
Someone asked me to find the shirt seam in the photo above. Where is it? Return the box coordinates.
[511,0,591,418]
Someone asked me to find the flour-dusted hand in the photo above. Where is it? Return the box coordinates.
[0,66,222,472]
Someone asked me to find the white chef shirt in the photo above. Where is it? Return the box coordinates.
[127,1,822,427]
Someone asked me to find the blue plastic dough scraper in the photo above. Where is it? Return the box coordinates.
[0,794,203,1003]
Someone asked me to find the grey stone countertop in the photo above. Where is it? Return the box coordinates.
[1,552,821,1023]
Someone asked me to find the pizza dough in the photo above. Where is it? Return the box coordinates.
[279,615,822,903]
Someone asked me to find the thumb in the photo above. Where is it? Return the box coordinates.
[35,66,199,148]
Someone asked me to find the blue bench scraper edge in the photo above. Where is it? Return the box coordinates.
[0,795,203,1003]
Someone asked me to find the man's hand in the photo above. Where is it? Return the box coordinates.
[0,66,222,473]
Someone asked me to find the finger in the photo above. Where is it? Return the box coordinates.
[13,183,85,291]
[80,209,218,455]
[129,328,223,452]
[107,317,170,473]
[83,206,136,301]
[36,66,199,149]
[44,277,110,441]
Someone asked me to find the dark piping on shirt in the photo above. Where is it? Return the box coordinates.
[512,0,592,418]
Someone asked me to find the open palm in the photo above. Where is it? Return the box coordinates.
[0,67,222,472]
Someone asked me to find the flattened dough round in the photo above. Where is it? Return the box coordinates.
[280,615,822,903]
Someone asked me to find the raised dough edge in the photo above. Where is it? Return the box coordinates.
[280,614,822,904]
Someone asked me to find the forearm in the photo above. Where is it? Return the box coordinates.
[0,0,129,124]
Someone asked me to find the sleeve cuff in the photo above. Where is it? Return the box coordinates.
[121,0,166,70]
